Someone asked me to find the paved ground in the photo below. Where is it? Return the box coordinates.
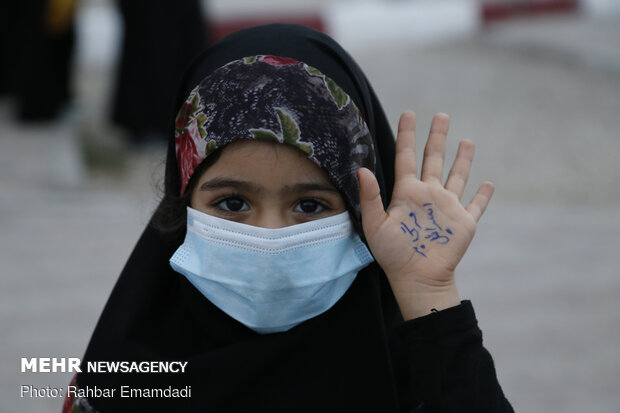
[1,6,619,413]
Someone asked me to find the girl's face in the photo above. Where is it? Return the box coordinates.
[190,140,347,228]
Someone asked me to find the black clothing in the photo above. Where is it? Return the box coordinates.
[77,24,513,412]
[0,0,75,121]
[111,0,207,143]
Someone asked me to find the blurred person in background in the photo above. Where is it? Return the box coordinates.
[111,0,208,145]
[0,0,77,121]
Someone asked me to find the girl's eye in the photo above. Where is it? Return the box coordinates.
[294,199,325,214]
[216,197,249,212]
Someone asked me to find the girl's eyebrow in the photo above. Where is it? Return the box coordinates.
[281,183,339,195]
[198,178,263,194]
[198,179,338,195]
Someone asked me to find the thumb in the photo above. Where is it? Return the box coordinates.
[358,167,387,238]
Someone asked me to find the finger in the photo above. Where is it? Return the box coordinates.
[358,167,387,237]
[394,111,417,181]
[420,113,450,183]
[445,139,475,200]
[466,181,495,222]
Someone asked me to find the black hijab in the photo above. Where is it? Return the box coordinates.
[77,24,408,412]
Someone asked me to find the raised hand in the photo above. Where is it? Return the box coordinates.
[358,112,494,320]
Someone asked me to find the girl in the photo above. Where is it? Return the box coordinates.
[66,24,512,412]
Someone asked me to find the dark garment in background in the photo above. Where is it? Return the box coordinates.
[112,0,207,143]
[0,0,75,121]
[76,24,514,412]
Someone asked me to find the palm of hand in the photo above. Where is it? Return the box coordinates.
[358,112,494,318]
[374,179,477,284]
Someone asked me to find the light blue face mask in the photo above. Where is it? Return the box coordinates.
[169,207,374,334]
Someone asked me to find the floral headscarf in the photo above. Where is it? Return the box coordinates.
[174,55,376,215]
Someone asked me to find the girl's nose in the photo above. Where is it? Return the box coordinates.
[251,211,290,229]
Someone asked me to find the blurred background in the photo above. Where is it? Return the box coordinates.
[1,0,619,411]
